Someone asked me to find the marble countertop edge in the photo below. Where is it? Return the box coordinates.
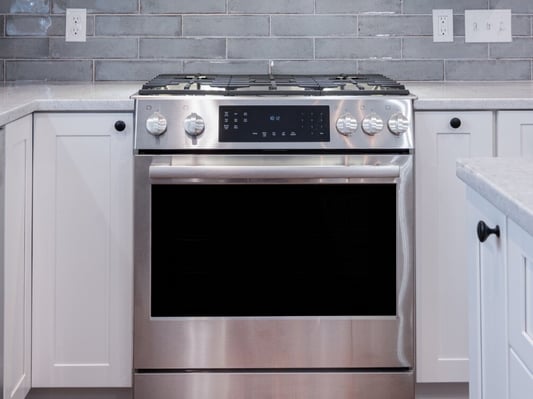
[456,158,533,237]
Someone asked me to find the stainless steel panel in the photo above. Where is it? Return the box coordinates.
[133,96,414,151]
[133,154,414,370]
[134,371,415,399]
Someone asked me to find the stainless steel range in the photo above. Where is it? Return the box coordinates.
[132,74,416,399]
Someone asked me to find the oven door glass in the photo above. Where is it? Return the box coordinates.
[151,183,396,317]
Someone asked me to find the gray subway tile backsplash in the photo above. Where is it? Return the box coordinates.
[1,2,533,81]
[6,60,92,81]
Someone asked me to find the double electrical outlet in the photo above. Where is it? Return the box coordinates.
[432,9,512,43]
[65,8,86,42]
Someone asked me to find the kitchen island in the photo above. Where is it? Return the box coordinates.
[457,157,533,399]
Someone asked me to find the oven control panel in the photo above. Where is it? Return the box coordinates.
[219,105,330,142]
[133,96,414,151]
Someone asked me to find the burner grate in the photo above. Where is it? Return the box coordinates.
[137,74,409,96]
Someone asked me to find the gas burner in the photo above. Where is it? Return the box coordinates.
[137,74,410,96]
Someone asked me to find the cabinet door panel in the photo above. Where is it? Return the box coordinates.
[33,112,133,387]
[3,115,33,399]
[509,349,533,399]
[508,220,533,374]
[466,189,508,399]
[415,111,493,382]
[497,111,533,158]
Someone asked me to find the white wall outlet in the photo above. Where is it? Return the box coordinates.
[65,8,86,42]
[465,9,512,43]
[433,9,454,42]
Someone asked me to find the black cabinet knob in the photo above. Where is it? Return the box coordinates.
[450,117,461,129]
[114,120,126,132]
[477,220,500,243]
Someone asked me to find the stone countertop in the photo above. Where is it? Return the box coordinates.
[0,81,141,126]
[456,157,533,237]
[3,80,533,127]
[407,81,533,110]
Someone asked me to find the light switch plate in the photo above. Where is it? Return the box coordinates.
[465,9,512,43]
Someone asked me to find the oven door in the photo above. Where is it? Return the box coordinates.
[134,154,414,370]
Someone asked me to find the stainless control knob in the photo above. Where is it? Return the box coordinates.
[387,112,409,135]
[361,113,384,135]
[336,113,358,136]
[184,113,205,137]
[146,112,167,136]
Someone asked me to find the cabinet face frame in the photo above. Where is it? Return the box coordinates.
[1,115,33,399]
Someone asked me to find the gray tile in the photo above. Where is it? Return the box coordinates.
[6,15,95,36]
[0,17,4,37]
[445,60,531,80]
[50,38,138,58]
[2,0,49,13]
[316,38,401,59]
[491,38,533,58]
[6,60,92,81]
[0,38,48,58]
[53,0,137,13]
[95,60,183,81]
[490,0,533,13]
[512,15,531,36]
[96,16,181,36]
[359,16,432,36]
[316,0,401,13]
[183,60,268,74]
[227,38,313,59]
[403,0,487,14]
[141,0,225,13]
[271,60,357,75]
[183,16,268,36]
[271,16,357,36]
[228,0,313,13]
[140,38,225,58]
[403,38,488,59]
[359,60,444,81]
[0,61,4,81]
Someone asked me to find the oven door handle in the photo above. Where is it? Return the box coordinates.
[149,164,400,181]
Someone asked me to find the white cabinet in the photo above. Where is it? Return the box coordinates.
[415,111,494,382]
[466,189,507,399]
[507,220,533,399]
[466,189,533,399]
[32,113,133,387]
[496,111,533,158]
[1,115,33,399]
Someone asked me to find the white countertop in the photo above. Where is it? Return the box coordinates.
[0,81,141,126]
[3,80,533,127]
[407,81,533,110]
[456,157,533,237]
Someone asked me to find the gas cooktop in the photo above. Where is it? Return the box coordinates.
[136,73,410,96]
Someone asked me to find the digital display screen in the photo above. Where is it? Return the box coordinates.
[219,105,330,142]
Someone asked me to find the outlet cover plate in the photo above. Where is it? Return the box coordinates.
[465,9,512,43]
[65,8,86,42]
[433,9,454,42]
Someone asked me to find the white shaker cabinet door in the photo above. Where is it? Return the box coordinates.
[32,113,133,387]
[507,220,533,399]
[496,111,533,158]
[415,111,493,382]
[466,189,508,399]
[2,115,33,399]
